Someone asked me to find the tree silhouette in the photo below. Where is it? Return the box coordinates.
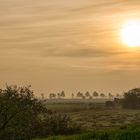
[116,93,120,98]
[77,92,83,99]
[0,85,49,139]
[41,93,45,100]
[122,88,140,109]
[57,93,61,99]
[49,93,56,99]
[100,93,105,98]
[108,93,113,99]
[71,93,74,99]
[60,91,65,98]
[93,91,99,99]
[85,91,90,99]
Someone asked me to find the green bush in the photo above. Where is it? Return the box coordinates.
[0,85,81,140]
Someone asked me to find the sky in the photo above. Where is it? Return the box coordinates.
[0,0,140,96]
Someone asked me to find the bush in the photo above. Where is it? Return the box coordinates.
[122,88,140,109]
[36,112,81,137]
[0,85,81,140]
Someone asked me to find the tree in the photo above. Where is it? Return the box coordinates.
[93,91,99,99]
[0,85,49,140]
[57,93,61,99]
[41,93,45,100]
[60,91,65,98]
[85,91,90,99]
[108,93,113,99]
[116,93,120,98]
[122,88,140,109]
[49,93,56,99]
[71,93,74,99]
[100,93,105,98]
[77,92,83,99]
[0,85,82,140]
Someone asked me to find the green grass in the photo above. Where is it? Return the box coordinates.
[36,100,140,140]
[34,127,140,140]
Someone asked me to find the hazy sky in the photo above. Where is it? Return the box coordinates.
[0,0,140,96]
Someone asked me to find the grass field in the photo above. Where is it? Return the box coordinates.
[33,99,140,140]
[45,99,140,130]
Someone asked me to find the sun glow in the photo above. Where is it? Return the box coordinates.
[121,20,140,47]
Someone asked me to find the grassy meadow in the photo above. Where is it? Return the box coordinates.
[45,99,140,130]
[33,99,140,140]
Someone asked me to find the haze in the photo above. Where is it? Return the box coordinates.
[0,0,140,96]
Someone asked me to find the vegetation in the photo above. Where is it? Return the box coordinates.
[0,85,48,140]
[0,86,79,140]
[35,126,140,140]
[122,88,140,109]
[45,101,140,130]
[0,86,140,140]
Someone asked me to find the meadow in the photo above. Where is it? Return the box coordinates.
[33,99,140,140]
[45,99,140,130]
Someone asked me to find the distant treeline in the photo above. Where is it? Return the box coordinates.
[46,91,121,99]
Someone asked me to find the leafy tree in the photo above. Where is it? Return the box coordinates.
[0,85,49,140]
[108,93,113,99]
[100,93,105,98]
[122,88,140,109]
[116,93,120,98]
[77,92,83,99]
[49,93,56,99]
[85,91,90,99]
[41,93,45,100]
[0,85,80,139]
[93,91,99,99]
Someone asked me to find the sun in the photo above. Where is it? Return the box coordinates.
[121,20,140,47]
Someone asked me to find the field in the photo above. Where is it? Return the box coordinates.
[34,99,140,140]
[45,99,140,130]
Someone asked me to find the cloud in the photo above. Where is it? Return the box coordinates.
[42,47,127,58]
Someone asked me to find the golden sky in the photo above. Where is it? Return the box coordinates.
[0,0,140,95]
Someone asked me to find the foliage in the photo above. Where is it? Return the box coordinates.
[93,91,99,98]
[0,85,81,140]
[122,88,140,109]
[38,113,81,136]
[100,93,105,98]
[0,85,49,140]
